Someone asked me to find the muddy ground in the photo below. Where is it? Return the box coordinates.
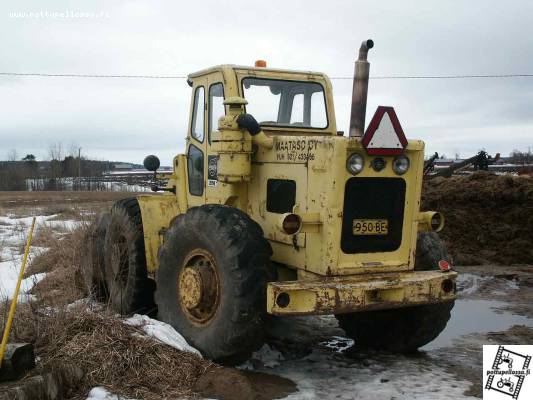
[241,265,533,399]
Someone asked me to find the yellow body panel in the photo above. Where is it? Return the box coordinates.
[136,64,456,314]
[137,194,180,272]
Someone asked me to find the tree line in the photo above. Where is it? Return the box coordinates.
[0,144,112,191]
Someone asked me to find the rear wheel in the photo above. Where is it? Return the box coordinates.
[104,198,156,315]
[155,205,273,361]
[336,232,455,352]
[81,213,110,300]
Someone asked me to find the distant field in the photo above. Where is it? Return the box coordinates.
[0,191,148,218]
[0,191,141,206]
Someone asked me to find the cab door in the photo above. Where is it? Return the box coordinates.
[205,72,235,205]
[186,77,208,207]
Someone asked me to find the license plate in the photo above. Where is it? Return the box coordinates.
[352,219,388,235]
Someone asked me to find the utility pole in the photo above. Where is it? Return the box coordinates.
[78,147,82,190]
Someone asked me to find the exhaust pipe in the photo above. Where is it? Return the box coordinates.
[349,39,374,137]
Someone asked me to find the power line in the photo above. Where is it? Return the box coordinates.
[336,74,533,80]
[0,72,187,79]
[1,72,533,80]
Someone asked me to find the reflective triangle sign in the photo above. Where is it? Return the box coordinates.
[362,106,408,155]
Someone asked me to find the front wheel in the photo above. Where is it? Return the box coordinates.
[336,232,455,352]
[155,205,273,361]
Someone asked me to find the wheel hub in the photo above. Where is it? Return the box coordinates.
[178,249,220,324]
[179,267,203,309]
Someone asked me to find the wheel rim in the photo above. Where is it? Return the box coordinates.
[178,249,220,325]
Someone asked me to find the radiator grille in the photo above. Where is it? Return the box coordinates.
[341,178,406,254]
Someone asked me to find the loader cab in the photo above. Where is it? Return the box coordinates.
[184,65,338,208]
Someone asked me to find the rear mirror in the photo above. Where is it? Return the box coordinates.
[143,155,160,172]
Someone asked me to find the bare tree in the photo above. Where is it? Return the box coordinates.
[48,142,64,184]
[67,142,80,158]
[6,149,18,162]
[48,142,63,161]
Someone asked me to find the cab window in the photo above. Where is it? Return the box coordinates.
[191,86,205,142]
[242,78,328,129]
[208,83,225,143]
[187,144,204,196]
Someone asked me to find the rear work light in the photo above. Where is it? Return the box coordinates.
[281,213,302,235]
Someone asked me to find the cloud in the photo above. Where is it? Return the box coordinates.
[0,0,532,163]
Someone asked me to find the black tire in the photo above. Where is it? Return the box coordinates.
[104,198,156,315]
[81,213,110,300]
[336,232,454,352]
[155,204,273,361]
[414,231,451,270]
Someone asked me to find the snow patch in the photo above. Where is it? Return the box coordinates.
[0,259,46,301]
[505,278,519,290]
[248,344,285,368]
[0,213,82,301]
[320,336,354,353]
[276,349,478,400]
[456,273,491,295]
[124,314,201,356]
[66,297,102,311]
[86,387,133,400]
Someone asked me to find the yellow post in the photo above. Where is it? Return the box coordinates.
[0,216,36,368]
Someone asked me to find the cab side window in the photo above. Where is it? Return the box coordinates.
[187,144,204,196]
[191,86,205,142]
[208,83,225,143]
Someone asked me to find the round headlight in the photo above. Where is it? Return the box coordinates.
[347,153,364,175]
[392,155,410,175]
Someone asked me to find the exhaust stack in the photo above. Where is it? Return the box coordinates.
[349,39,374,137]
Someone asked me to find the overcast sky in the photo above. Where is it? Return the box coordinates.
[1,0,532,164]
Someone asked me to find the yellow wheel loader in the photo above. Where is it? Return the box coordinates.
[84,39,457,361]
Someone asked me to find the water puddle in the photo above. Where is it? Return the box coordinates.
[423,299,533,350]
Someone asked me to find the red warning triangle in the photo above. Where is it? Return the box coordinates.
[362,106,408,155]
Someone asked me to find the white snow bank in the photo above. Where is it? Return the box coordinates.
[124,314,201,356]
